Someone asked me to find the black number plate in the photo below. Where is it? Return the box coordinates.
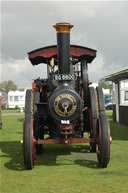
[53,74,77,81]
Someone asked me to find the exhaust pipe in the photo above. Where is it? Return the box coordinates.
[53,23,73,74]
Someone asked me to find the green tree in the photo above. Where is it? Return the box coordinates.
[18,88,25,91]
[98,78,112,91]
[0,80,18,93]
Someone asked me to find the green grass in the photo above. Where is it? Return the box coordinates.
[2,109,21,113]
[0,112,128,193]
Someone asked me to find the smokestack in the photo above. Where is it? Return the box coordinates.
[53,23,73,74]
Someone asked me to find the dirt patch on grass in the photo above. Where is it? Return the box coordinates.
[2,113,24,116]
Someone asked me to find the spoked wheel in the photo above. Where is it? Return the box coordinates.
[89,87,97,152]
[81,60,89,132]
[23,89,36,169]
[97,112,110,167]
[81,60,88,106]
[33,90,43,154]
[96,87,110,168]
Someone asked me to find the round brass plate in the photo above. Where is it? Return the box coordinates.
[54,93,77,117]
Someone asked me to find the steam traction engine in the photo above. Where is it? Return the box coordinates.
[23,23,111,169]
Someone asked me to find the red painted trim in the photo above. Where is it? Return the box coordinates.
[36,138,94,145]
[107,118,111,161]
[40,88,43,93]
[32,82,37,91]
[28,46,96,59]
[32,119,36,165]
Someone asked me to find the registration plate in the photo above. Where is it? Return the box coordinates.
[53,74,77,81]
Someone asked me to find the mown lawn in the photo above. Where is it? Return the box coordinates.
[0,112,128,193]
[2,109,21,114]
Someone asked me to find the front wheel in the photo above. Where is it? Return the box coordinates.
[23,90,36,169]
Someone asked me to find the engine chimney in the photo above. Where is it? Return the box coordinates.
[53,23,73,74]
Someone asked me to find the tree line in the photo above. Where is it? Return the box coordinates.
[0,80,24,93]
[0,79,112,93]
[98,78,112,91]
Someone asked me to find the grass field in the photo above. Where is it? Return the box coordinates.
[0,112,128,193]
[2,109,21,114]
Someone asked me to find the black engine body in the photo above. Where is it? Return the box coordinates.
[28,23,97,139]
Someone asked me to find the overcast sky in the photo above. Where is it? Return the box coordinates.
[1,1,128,88]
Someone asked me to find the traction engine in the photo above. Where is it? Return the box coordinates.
[22,23,111,169]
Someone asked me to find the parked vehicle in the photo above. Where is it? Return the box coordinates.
[22,23,111,169]
[8,90,26,109]
[0,95,8,109]
[104,95,112,110]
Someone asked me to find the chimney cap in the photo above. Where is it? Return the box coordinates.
[56,22,71,25]
[53,22,73,33]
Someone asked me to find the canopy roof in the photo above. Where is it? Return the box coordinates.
[105,67,128,82]
[28,45,97,65]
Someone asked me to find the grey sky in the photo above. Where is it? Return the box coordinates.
[1,1,128,88]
